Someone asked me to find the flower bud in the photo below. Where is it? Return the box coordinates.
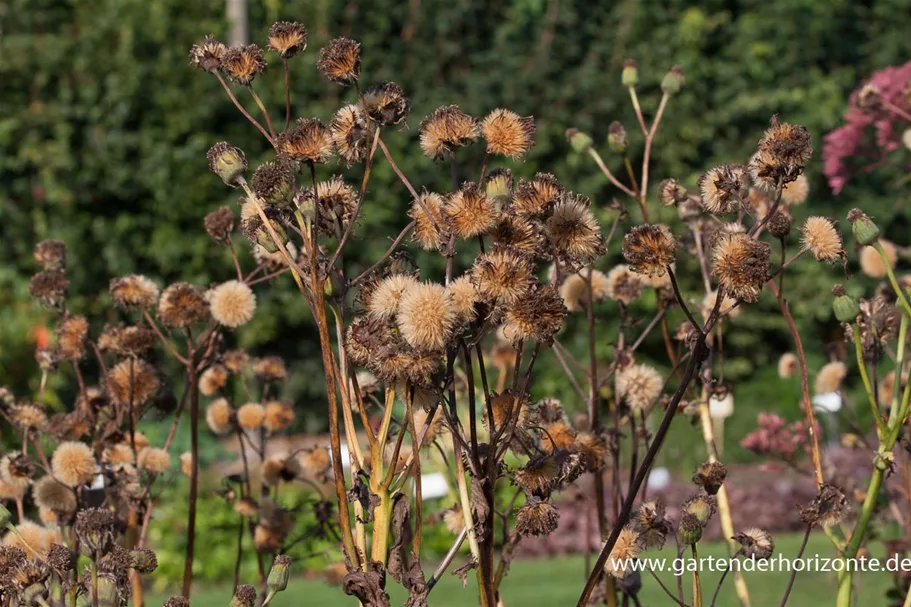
[231,584,257,607]
[267,554,291,593]
[622,59,638,88]
[607,122,627,154]
[130,548,158,574]
[832,284,861,323]
[207,142,247,187]
[91,574,120,607]
[847,208,880,246]
[677,514,702,546]
[566,128,593,154]
[485,168,513,201]
[661,65,685,95]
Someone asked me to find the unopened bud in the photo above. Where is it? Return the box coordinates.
[207,142,247,187]
[661,65,685,95]
[677,514,702,546]
[486,168,513,201]
[566,128,593,154]
[832,284,861,323]
[622,59,639,88]
[267,554,292,593]
[607,122,627,154]
[130,548,158,574]
[847,208,880,246]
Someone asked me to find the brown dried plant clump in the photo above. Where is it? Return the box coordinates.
[267,21,308,59]
[711,231,771,302]
[481,109,536,158]
[419,105,480,159]
[221,44,267,85]
[158,282,210,328]
[622,224,677,277]
[278,118,335,163]
[317,37,361,84]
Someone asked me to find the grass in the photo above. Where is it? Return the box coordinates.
[149,531,900,606]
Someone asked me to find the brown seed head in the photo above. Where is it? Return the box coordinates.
[511,173,564,218]
[251,160,294,207]
[51,442,96,488]
[330,105,369,166]
[11,404,48,432]
[395,282,457,352]
[105,358,160,407]
[622,224,676,277]
[481,109,535,158]
[492,215,544,258]
[278,118,334,164]
[317,38,361,84]
[501,284,565,345]
[205,206,235,244]
[634,501,671,550]
[616,363,662,412]
[98,324,155,358]
[221,44,266,85]
[237,403,266,430]
[545,194,605,266]
[734,528,775,559]
[419,105,480,159]
[33,476,76,515]
[205,398,235,435]
[692,460,727,495]
[604,527,642,579]
[158,282,209,328]
[799,483,846,527]
[757,118,812,171]
[711,232,771,303]
[444,182,498,239]
[110,275,159,310]
[604,265,643,306]
[188,35,227,72]
[29,269,68,309]
[800,216,843,263]
[698,164,747,214]
[658,178,687,206]
[264,400,295,433]
[362,82,410,126]
[267,21,307,59]
[409,191,449,251]
[515,496,559,536]
[471,248,535,305]
[55,315,89,361]
[295,176,359,235]
[33,240,66,270]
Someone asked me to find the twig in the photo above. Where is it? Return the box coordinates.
[779,525,812,607]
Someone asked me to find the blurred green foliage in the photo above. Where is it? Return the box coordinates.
[2,1,910,464]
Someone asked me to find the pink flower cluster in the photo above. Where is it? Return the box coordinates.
[741,412,813,462]
[823,61,911,194]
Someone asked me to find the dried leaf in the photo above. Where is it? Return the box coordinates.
[342,561,391,607]
[452,556,478,588]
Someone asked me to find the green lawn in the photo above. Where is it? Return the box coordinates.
[150,532,897,606]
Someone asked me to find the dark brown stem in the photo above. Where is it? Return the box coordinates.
[283,59,291,130]
[667,266,703,335]
[181,361,199,598]
[779,525,812,607]
[349,221,415,286]
[214,72,275,147]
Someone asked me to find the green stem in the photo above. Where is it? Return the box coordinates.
[891,315,909,426]
[854,323,887,438]
[692,543,703,607]
[878,242,911,317]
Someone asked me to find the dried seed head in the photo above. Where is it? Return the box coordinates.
[251,161,294,207]
[815,361,847,394]
[481,109,535,158]
[560,269,609,312]
[209,280,257,328]
[486,168,514,200]
[56,315,88,361]
[130,547,158,574]
[409,192,449,251]
[711,233,771,303]
[692,461,727,495]
[604,527,642,579]
[622,224,676,278]
[366,274,420,321]
[237,403,266,431]
[47,543,76,573]
[232,584,257,607]
[106,358,159,407]
[502,284,565,345]
[777,352,798,379]
[301,446,331,475]
[447,276,481,324]
[198,364,229,396]
[29,269,68,309]
[267,21,307,59]
[188,35,226,72]
[419,105,480,159]
[734,528,775,559]
[540,421,576,453]
[442,504,465,535]
[74,508,115,555]
[396,282,457,352]
[512,173,564,218]
[221,44,266,85]
[574,431,609,472]
[757,118,812,173]
[658,178,687,206]
[98,324,155,358]
[800,483,846,527]
[205,206,235,244]
[444,182,499,239]
[683,494,717,526]
[278,118,334,164]
[223,349,250,373]
[471,248,535,305]
[698,164,747,214]
[207,142,247,187]
[103,444,134,466]
[0,454,33,489]
[330,105,368,166]
[205,398,235,435]
[345,316,394,366]
[362,82,410,126]
[11,404,48,432]
[295,175,359,235]
[252,355,288,381]
[158,282,209,328]
[492,215,544,257]
[545,194,605,266]
[33,240,66,270]
[616,363,662,412]
[604,265,643,306]
[51,442,96,488]
[800,216,843,263]
[264,400,295,433]
[137,448,170,474]
[5,521,54,556]
[32,476,76,515]
[317,38,361,84]
[781,174,809,205]
[767,210,792,239]
[634,501,671,550]
[110,275,159,310]
[515,497,559,536]
[164,598,190,607]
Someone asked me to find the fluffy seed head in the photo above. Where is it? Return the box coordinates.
[51,442,96,487]
[237,403,266,430]
[409,192,449,250]
[545,194,605,266]
[110,275,159,310]
[444,182,498,239]
[33,240,66,270]
[757,119,812,171]
[471,248,535,305]
[616,364,663,412]
[492,215,544,257]
[278,118,334,164]
[622,224,676,277]
[698,164,747,214]
[859,239,896,278]
[658,178,688,206]
[199,364,229,396]
[330,105,368,166]
[221,44,266,85]
[366,274,419,320]
[781,174,809,205]
[295,176,359,235]
[209,280,257,328]
[515,497,559,537]
[800,217,844,263]
[55,315,88,361]
[778,353,798,379]
[604,527,642,579]
[481,109,535,158]
[362,82,410,126]
[103,444,134,465]
[735,528,775,559]
[419,105,480,159]
[267,21,307,58]
[712,233,771,303]
[106,359,159,407]
[11,404,48,432]
[264,401,295,433]
[0,454,33,489]
[137,448,170,474]
[223,349,250,373]
[634,501,671,550]
[206,398,235,435]
[502,284,565,345]
[188,35,226,72]
[511,173,564,218]
[396,282,457,351]
[158,282,210,328]
[604,265,643,306]
[317,38,361,84]
[815,361,847,394]
[301,447,330,474]
[442,505,465,535]
[4,521,53,556]
[33,477,76,515]
[447,276,481,324]
[560,269,610,312]
[253,356,287,381]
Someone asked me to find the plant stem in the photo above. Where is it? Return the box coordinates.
[181,362,199,598]
[692,543,703,607]
[639,92,669,212]
[878,242,911,317]
[586,148,639,201]
[780,525,812,607]
[214,72,275,147]
[246,85,276,139]
[282,59,291,130]
[854,322,887,437]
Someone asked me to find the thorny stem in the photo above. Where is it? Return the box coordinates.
[779,525,812,607]
[214,72,275,147]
